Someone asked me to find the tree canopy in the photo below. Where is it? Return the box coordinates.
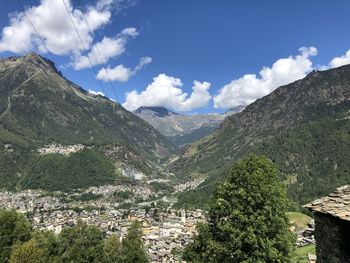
[0,211,149,263]
[184,155,295,262]
[0,210,32,262]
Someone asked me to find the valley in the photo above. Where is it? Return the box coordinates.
[0,53,349,263]
[1,53,350,210]
[1,1,349,262]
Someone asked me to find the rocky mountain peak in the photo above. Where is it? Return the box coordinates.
[134,106,179,117]
[0,52,62,76]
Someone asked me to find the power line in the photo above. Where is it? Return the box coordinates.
[61,0,108,98]
[77,0,119,103]
[17,0,116,103]
[16,0,53,60]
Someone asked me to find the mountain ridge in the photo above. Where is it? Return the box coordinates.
[134,106,178,117]
[171,65,350,208]
[133,106,239,146]
[0,53,175,190]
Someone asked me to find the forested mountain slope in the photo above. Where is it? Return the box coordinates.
[171,66,350,208]
[0,53,175,190]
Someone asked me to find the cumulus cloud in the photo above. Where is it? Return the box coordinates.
[73,28,139,69]
[0,0,139,71]
[0,0,112,55]
[123,74,211,112]
[88,89,105,96]
[213,47,318,109]
[96,56,152,82]
[329,49,350,68]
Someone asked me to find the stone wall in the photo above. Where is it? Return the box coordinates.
[314,212,350,263]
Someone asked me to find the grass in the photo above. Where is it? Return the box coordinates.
[292,244,316,263]
[287,212,312,229]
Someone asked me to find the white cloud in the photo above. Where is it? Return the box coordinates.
[0,0,139,71]
[97,56,152,82]
[73,28,139,70]
[329,49,350,68]
[88,89,105,96]
[0,0,112,55]
[123,73,211,112]
[213,47,318,109]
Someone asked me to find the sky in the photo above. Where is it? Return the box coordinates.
[0,0,350,114]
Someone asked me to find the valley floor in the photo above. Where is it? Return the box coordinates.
[0,184,316,262]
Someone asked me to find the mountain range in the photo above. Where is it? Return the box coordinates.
[171,67,350,208]
[1,53,350,210]
[0,53,175,191]
[134,106,242,146]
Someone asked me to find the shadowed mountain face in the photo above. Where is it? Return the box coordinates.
[171,66,350,208]
[0,53,175,190]
[134,106,240,147]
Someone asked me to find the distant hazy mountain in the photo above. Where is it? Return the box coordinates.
[0,53,175,191]
[134,106,242,146]
[134,106,179,117]
[171,66,350,208]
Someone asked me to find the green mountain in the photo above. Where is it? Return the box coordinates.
[171,66,350,208]
[0,53,175,190]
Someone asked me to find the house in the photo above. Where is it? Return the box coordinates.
[304,185,350,263]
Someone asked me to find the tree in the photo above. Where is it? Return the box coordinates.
[0,210,32,262]
[121,222,149,263]
[31,230,59,262]
[102,234,122,263]
[9,239,45,263]
[58,220,104,262]
[184,155,295,263]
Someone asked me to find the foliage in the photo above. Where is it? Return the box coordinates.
[120,222,150,263]
[113,190,134,201]
[71,193,103,202]
[184,155,296,262]
[58,220,105,262]
[102,234,122,263]
[149,182,174,193]
[9,239,46,263]
[23,149,116,191]
[0,210,150,263]
[0,210,32,262]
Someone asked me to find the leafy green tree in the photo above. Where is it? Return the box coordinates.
[31,230,59,262]
[58,220,104,263]
[184,155,295,263]
[121,222,149,263]
[0,210,32,262]
[102,234,122,263]
[9,239,45,263]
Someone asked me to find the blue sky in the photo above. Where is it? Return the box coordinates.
[1,0,350,114]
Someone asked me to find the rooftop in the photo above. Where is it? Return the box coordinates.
[304,185,350,222]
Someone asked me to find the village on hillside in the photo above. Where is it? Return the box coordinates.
[0,185,205,262]
[0,182,316,263]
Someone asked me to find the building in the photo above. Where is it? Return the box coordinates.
[304,185,350,263]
